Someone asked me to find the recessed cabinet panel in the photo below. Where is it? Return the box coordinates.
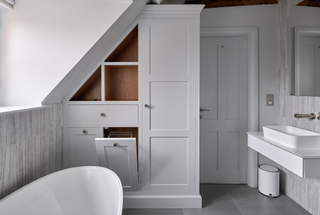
[150,137,188,185]
[103,146,131,185]
[68,127,103,167]
[150,25,189,75]
[68,105,138,126]
[150,81,189,130]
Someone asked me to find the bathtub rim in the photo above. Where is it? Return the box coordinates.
[0,166,123,214]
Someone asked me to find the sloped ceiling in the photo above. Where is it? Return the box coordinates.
[0,0,133,106]
[42,0,149,104]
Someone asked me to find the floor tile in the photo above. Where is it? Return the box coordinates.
[183,194,242,215]
[281,195,312,215]
[236,203,303,215]
[122,185,311,215]
[227,185,286,205]
[200,184,232,197]
[124,209,184,215]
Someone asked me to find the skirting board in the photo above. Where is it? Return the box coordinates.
[123,195,202,208]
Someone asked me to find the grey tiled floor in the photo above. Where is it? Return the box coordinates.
[123,184,311,215]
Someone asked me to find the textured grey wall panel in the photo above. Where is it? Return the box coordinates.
[276,0,320,214]
[0,104,63,200]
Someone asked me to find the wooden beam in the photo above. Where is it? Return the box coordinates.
[297,0,320,7]
[185,0,278,8]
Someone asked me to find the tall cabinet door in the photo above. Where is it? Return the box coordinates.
[142,19,198,193]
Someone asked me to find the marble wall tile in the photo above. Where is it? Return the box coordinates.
[275,0,320,214]
[0,104,63,200]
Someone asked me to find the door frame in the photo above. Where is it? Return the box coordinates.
[200,27,259,187]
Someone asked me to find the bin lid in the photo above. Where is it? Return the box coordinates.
[259,165,279,172]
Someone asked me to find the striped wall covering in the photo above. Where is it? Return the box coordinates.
[0,104,63,200]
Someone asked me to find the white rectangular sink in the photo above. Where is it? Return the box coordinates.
[263,126,320,148]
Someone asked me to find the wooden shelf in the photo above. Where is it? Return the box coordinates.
[71,25,139,102]
[105,65,138,101]
[70,67,101,101]
[105,25,138,62]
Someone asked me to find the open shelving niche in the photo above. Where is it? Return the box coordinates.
[70,25,138,102]
[68,25,140,188]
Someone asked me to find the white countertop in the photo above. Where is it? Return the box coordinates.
[248,132,320,159]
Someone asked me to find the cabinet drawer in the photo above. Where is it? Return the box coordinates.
[68,105,139,126]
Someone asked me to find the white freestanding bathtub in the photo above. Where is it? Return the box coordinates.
[0,166,123,215]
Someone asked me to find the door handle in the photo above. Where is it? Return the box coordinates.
[200,108,210,113]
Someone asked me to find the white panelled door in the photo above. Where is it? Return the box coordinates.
[200,36,248,183]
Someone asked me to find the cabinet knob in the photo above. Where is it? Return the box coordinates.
[113,143,118,147]
[83,130,87,134]
[100,113,106,117]
[145,104,150,108]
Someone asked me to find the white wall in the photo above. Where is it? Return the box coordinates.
[200,5,278,128]
[0,0,131,106]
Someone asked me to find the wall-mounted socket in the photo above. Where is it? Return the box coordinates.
[266,94,274,106]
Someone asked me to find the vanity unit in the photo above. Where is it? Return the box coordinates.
[248,126,320,179]
[63,5,204,208]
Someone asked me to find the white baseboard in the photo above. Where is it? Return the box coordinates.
[123,194,202,208]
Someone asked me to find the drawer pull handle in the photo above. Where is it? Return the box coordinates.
[100,113,106,117]
[83,130,87,134]
[113,143,118,147]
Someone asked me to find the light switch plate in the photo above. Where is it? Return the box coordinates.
[266,94,274,106]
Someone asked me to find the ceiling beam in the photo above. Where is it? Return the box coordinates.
[185,0,278,8]
[297,0,320,7]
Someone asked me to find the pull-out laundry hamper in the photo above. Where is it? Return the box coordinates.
[95,131,138,191]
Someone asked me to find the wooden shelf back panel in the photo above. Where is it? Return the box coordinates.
[70,67,101,101]
[106,25,138,62]
[103,127,139,171]
[105,65,138,101]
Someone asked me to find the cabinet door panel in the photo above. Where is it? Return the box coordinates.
[95,138,139,191]
[150,81,189,130]
[68,127,103,167]
[149,25,189,75]
[150,137,188,185]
